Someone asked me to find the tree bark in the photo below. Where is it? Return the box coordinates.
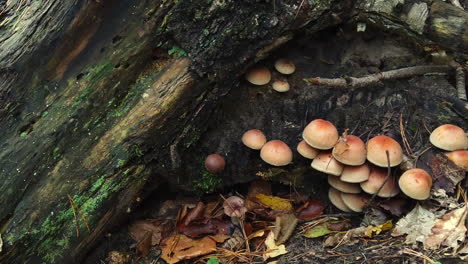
[0,0,466,263]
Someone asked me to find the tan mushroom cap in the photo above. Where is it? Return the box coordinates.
[398,168,432,200]
[340,163,370,183]
[311,152,344,176]
[328,187,352,212]
[242,129,267,150]
[340,193,369,212]
[332,134,367,166]
[272,80,290,92]
[328,175,361,194]
[445,150,468,170]
[260,140,293,166]
[274,59,295,75]
[430,124,468,151]
[297,140,319,159]
[366,135,403,167]
[245,67,271,85]
[302,119,339,150]
[360,167,399,197]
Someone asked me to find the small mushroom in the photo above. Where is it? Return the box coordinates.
[429,124,467,151]
[297,140,319,159]
[398,168,432,200]
[340,163,370,183]
[302,119,339,150]
[366,135,403,167]
[328,175,361,194]
[242,129,267,150]
[245,67,271,85]
[274,59,296,75]
[360,166,399,198]
[445,150,468,170]
[328,187,352,212]
[332,134,366,166]
[340,193,369,213]
[272,80,290,92]
[311,151,344,176]
[204,154,226,173]
[260,140,293,166]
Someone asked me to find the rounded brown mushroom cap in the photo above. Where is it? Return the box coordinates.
[445,150,468,170]
[340,163,370,183]
[360,167,399,197]
[245,67,271,85]
[430,124,468,151]
[274,59,296,75]
[297,140,320,159]
[272,80,290,92]
[242,129,267,150]
[328,188,352,212]
[311,152,344,176]
[260,140,293,166]
[398,168,432,200]
[332,134,367,166]
[302,119,339,150]
[205,154,226,173]
[366,135,403,167]
[340,193,369,212]
[328,175,361,194]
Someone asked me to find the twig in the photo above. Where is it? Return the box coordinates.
[399,113,414,156]
[68,195,91,233]
[68,195,80,237]
[303,65,452,88]
[455,66,466,100]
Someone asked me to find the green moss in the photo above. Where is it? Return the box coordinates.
[168,45,188,57]
[193,169,222,194]
[116,159,126,168]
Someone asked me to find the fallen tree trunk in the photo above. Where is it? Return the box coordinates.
[0,0,466,263]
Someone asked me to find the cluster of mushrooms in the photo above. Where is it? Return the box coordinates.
[242,120,467,213]
[245,58,296,92]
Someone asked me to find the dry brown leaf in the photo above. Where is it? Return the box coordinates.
[392,204,437,244]
[325,221,392,247]
[424,205,467,250]
[129,219,169,246]
[247,180,272,199]
[263,231,288,261]
[458,243,468,260]
[256,194,293,211]
[136,231,152,256]
[273,213,298,245]
[161,234,216,264]
[209,234,230,243]
[184,202,205,226]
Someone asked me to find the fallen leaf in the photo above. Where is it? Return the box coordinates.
[379,198,408,216]
[256,194,293,211]
[303,224,337,238]
[327,219,352,231]
[182,222,217,238]
[161,234,216,264]
[106,251,130,264]
[247,180,272,199]
[418,152,465,193]
[263,231,288,261]
[129,219,170,246]
[184,202,206,226]
[325,221,392,247]
[136,231,152,256]
[458,243,468,260]
[424,205,467,250]
[222,228,244,250]
[364,220,393,237]
[392,204,437,244]
[223,196,247,219]
[297,200,325,220]
[209,234,230,243]
[273,213,298,245]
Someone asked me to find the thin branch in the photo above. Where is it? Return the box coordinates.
[68,195,91,233]
[68,195,80,237]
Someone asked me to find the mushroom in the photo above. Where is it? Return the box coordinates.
[242,129,267,150]
[366,135,403,167]
[328,175,361,194]
[205,154,226,173]
[445,150,468,170]
[332,134,366,166]
[272,80,290,92]
[360,166,399,197]
[430,124,467,151]
[302,119,339,150]
[245,67,271,85]
[260,140,293,166]
[311,151,344,176]
[398,168,432,200]
[274,59,295,75]
[340,193,369,213]
[340,163,370,183]
[328,187,352,212]
[297,140,319,159]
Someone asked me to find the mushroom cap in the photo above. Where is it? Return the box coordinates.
[260,140,293,166]
[274,59,296,75]
[445,150,468,170]
[328,175,361,194]
[340,193,369,212]
[297,140,320,159]
[366,135,403,167]
[272,80,290,92]
[340,163,370,183]
[328,187,352,212]
[360,167,399,197]
[332,135,367,166]
[302,119,339,150]
[242,129,267,150]
[430,124,467,151]
[205,154,226,173]
[245,67,271,85]
[311,152,344,176]
[398,168,432,200]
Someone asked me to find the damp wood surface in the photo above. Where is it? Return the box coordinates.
[0,0,466,263]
